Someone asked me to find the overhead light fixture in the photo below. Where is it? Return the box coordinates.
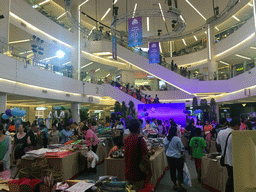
[248,3,253,7]
[106,73,110,77]
[56,50,65,58]
[242,103,246,107]
[9,39,30,44]
[180,15,185,22]
[215,26,220,31]
[186,0,206,20]
[250,46,256,50]
[101,8,111,21]
[40,56,57,62]
[113,0,118,4]
[62,61,71,65]
[79,0,90,7]
[19,50,33,55]
[88,26,96,36]
[158,3,166,21]
[39,0,50,6]
[219,61,230,65]
[147,17,149,31]
[57,12,67,20]
[159,43,162,53]
[32,5,39,8]
[94,52,112,55]
[205,31,207,34]
[194,36,198,41]
[132,3,137,18]
[95,68,100,72]
[81,62,93,69]
[235,54,251,60]
[232,15,240,21]
[182,39,187,46]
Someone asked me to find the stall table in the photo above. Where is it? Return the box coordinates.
[105,148,168,187]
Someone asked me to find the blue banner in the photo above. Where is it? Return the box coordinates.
[149,42,160,64]
[112,35,117,60]
[128,16,143,47]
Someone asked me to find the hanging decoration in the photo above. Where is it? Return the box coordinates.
[149,42,160,64]
[128,16,143,47]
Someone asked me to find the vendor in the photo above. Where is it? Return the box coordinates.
[49,124,60,145]
[0,124,11,171]
[61,122,74,144]
[108,138,124,157]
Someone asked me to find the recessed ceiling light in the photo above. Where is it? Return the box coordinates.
[250,47,256,50]
[95,68,100,72]
[158,3,165,22]
[81,62,93,69]
[182,39,187,46]
[219,61,230,65]
[132,3,137,18]
[194,36,198,41]
[185,0,206,20]
[88,26,96,36]
[235,54,251,60]
[101,8,111,21]
[147,17,149,31]
[248,3,253,7]
[232,15,240,21]
[57,12,67,20]
[215,26,220,31]
[39,0,50,6]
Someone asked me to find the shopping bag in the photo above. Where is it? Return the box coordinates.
[183,163,192,187]
[87,150,99,168]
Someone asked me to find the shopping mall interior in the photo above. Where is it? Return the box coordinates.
[0,0,256,191]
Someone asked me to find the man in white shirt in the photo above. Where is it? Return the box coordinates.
[216,117,240,192]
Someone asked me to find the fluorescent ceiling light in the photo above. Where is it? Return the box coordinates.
[186,0,206,20]
[81,62,93,69]
[205,31,207,34]
[57,12,67,20]
[95,68,100,72]
[158,3,166,21]
[132,3,137,18]
[215,26,220,31]
[232,15,240,21]
[182,39,187,46]
[113,0,118,4]
[194,36,198,41]
[147,17,149,31]
[88,26,96,36]
[79,0,90,7]
[250,46,256,50]
[40,56,57,62]
[248,3,253,7]
[106,73,110,77]
[101,8,111,21]
[19,50,33,55]
[9,39,30,44]
[235,54,251,60]
[219,61,230,65]
[94,52,112,56]
[39,0,50,6]
[32,5,39,8]
[180,15,185,22]
[159,43,162,53]
[62,61,71,65]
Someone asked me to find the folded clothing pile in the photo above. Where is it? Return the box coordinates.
[9,178,41,192]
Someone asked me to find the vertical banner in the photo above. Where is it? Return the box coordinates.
[149,42,160,64]
[112,35,117,60]
[128,16,143,47]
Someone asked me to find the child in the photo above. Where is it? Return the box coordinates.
[189,128,207,182]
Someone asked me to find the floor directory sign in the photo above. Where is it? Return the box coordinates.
[149,42,160,64]
[128,16,143,47]
[112,35,117,60]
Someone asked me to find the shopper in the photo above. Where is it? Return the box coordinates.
[216,117,241,192]
[124,119,150,192]
[164,126,186,191]
[189,128,207,182]
[185,120,196,153]
[0,124,11,171]
[40,124,48,148]
[25,123,37,151]
[204,120,213,136]
[49,124,60,145]
[61,122,73,144]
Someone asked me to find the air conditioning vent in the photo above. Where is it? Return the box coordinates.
[42,90,47,93]
[21,22,27,28]
[66,94,70,97]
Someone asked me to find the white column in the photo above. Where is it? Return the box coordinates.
[0,93,7,114]
[0,0,11,51]
[71,102,80,123]
[253,0,256,32]
[207,24,218,80]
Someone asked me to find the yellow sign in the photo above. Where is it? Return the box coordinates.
[237,67,244,72]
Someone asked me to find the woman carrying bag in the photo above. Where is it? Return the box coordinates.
[164,127,187,191]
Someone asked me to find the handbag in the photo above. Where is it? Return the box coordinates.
[138,137,152,182]
[220,132,232,167]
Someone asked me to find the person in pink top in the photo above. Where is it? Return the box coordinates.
[240,118,247,131]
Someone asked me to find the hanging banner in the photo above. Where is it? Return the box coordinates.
[112,35,117,60]
[128,16,143,47]
[149,42,160,64]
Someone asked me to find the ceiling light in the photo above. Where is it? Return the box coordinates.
[88,26,96,36]
[62,61,71,65]
[242,104,246,107]
[81,62,93,69]
[147,17,149,31]
[186,0,206,20]
[40,56,57,62]
[19,50,33,55]
[79,0,90,7]
[182,39,187,46]
[132,3,137,18]
[56,50,65,58]
[39,0,50,6]
[113,0,118,4]
[205,31,207,34]
[232,15,240,21]
[94,52,112,55]
[250,47,256,50]
[248,3,253,7]
[158,3,166,21]
[219,61,230,65]
[32,4,39,8]
[95,68,100,72]
[101,8,111,21]
[57,12,67,20]
[235,54,251,60]
[215,26,220,31]
[9,39,30,44]
[180,15,185,22]
[194,36,198,41]
[159,43,162,53]
[106,73,110,77]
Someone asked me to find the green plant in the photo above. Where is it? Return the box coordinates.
[80,107,89,122]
